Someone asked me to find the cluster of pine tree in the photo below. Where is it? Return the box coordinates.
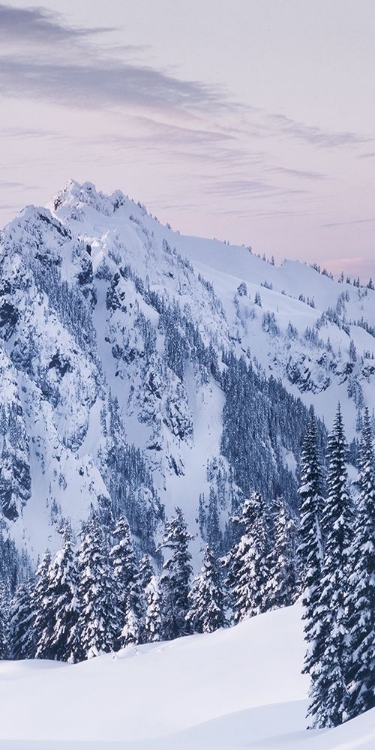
[0,509,221,661]
[299,406,375,728]
[1,485,302,662]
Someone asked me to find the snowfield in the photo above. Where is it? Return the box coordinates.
[0,604,374,749]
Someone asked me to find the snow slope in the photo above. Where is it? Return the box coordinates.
[0,604,374,749]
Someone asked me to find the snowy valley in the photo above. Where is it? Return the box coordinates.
[1,604,375,749]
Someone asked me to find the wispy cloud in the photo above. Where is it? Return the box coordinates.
[269,113,372,148]
[358,151,375,159]
[207,178,310,199]
[207,179,275,197]
[0,181,29,189]
[267,166,327,180]
[95,119,235,148]
[0,56,223,113]
[0,4,112,44]
[0,4,226,115]
[0,126,61,140]
[321,217,375,228]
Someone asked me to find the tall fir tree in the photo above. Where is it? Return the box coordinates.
[346,408,375,718]
[138,553,155,642]
[0,581,10,658]
[298,415,325,721]
[109,515,143,648]
[77,517,117,659]
[144,575,162,643]
[32,550,53,658]
[138,554,154,591]
[159,507,193,640]
[186,545,225,633]
[308,404,353,728]
[37,527,81,662]
[266,497,299,609]
[227,492,269,624]
[9,580,36,659]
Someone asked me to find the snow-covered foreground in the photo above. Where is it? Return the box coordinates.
[0,604,374,749]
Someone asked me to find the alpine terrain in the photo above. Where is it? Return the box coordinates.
[0,180,375,747]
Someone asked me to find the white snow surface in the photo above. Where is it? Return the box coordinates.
[0,604,374,749]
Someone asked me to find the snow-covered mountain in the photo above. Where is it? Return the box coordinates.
[0,180,374,562]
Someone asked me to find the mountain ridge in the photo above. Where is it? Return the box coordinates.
[0,180,374,564]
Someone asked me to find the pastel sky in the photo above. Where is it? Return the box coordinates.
[1,0,374,279]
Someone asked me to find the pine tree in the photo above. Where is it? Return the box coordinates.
[227,492,269,624]
[32,550,53,658]
[206,488,222,555]
[144,576,162,643]
[267,497,299,609]
[298,415,325,720]
[121,604,141,647]
[0,581,10,658]
[109,515,143,648]
[9,580,36,659]
[138,554,154,591]
[77,517,117,659]
[38,528,80,662]
[308,404,353,728]
[186,545,225,633]
[159,508,193,640]
[346,408,375,717]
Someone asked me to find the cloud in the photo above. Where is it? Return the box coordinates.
[269,113,371,148]
[0,55,224,113]
[0,181,26,189]
[358,151,375,159]
[0,4,112,45]
[0,4,227,116]
[208,207,310,219]
[206,179,275,196]
[0,126,59,139]
[267,166,327,180]
[321,217,375,228]
[208,178,310,199]
[96,119,235,148]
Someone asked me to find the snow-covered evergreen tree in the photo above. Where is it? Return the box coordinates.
[77,517,117,659]
[32,550,53,658]
[159,507,193,640]
[0,581,10,658]
[9,580,36,659]
[109,515,143,648]
[299,414,324,588]
[227,492,269,623]
[37,527,80,662]
[298,414,326,719]
[138,554,154,591]
[266,497,299,609]
[308,404,353,728]
[186,545,225,633]
[144,575,162,643]
[121,603,141,647]
[346,408,375,718]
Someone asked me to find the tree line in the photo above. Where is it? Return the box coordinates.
[0,491,300,662]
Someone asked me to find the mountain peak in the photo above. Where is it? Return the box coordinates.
[50,179,130,220]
